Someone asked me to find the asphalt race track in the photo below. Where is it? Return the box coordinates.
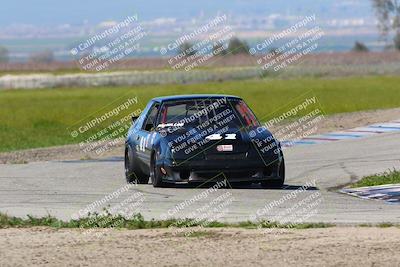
[1,131,399,224]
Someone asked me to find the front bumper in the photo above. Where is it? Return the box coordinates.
[157,156,282,183]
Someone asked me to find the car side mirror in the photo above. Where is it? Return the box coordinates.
[132,116,139,123]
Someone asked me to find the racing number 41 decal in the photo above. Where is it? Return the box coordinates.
[205,133,237,141]
[138,133,156,152]
[138,135,149,152]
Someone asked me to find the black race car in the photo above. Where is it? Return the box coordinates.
[125,95,285,188]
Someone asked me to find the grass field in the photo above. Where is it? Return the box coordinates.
[350,169,400,188]
[0,212,332,229]
[1,75,400,152]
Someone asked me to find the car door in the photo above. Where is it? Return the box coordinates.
[136,103,160,169]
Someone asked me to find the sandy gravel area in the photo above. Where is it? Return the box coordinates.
[1,107,400,164]
[0,227,399,267]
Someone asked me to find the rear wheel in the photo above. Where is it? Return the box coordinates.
[125,145,149,184]
[261,157,285,189]
[150,149,165,188]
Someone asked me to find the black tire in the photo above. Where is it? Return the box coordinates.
[261,157,285,189]
[150,149,165,188]
[125,145,149,184]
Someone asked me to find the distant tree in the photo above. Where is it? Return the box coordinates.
[352,41,369,52]
[372,0,400,50]
[29,49,54,63]
[227,37,250,55]
[212,43,227,56]
[178,42,197,57]
[395,32,400,50]
[0,46,9,63]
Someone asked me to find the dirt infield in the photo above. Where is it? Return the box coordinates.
[0,227,399,266]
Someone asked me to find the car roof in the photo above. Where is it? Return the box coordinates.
[151,94,242,103]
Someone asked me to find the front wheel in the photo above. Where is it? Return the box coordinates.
[125,145,149,184]
[150,149,165,188]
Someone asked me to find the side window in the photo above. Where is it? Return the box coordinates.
[135,102,153,129]
[142,104,160,131]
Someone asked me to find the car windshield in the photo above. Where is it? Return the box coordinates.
[157,98,259,128]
